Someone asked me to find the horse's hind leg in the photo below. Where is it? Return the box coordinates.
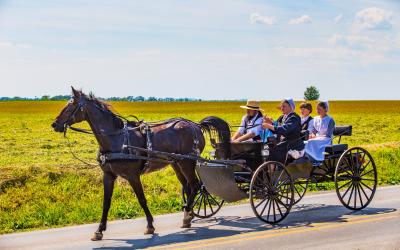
[177,160,200,228]
[92,171,116,241]
[171,164,190,207]
[127,174,155,234]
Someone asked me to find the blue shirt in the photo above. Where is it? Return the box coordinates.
[238,114,263,138]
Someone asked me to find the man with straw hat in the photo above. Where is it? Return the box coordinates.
[231,100,264,142]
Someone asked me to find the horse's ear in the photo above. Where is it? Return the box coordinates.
[71,86,81,98]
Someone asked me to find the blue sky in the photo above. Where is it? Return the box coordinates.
[0,0,399,100]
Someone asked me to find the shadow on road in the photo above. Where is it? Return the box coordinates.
[94,204,396,249]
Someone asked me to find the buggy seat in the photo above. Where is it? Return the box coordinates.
[325,125,352,154]
[215,141,263,170]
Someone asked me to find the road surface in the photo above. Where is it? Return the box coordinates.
[1,185,400,250]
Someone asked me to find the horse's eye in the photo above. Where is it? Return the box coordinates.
[68,99,74,104]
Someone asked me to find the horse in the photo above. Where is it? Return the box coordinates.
[51,87,230,241]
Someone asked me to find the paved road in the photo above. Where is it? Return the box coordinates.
[1,185,400,250]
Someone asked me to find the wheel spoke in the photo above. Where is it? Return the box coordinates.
[275,199,284,217]
[360,169,374,178]
[196,194,203,215]
[338,180,352,190]
[276,197,289,210]
[344,157,353,172]
[276,193,292,200]
[276,179,290,189]
[360,181,374,192]
[203,193,207,216]
[266,198,272,219]
[294,184,303,197]
[360,178,375,182]
[346,185,355,206]
[341,182,354,198]
[193,192,202,207]
[260,199,270,216]
[272,199,277,221]
[206,195,214,213]
[273,170,284,188]
[357,184,364,207]
[208,192,221,206]
[255,196,269,209]
[358,160,371,174]
[354,183,357,208]
[359,183,370,200]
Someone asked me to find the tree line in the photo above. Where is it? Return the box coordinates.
[1,86,320,102]
[0,95,202,102]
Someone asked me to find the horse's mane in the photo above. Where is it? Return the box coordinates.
[85,92,140,129]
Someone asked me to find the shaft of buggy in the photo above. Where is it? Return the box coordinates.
[123,145,246,167]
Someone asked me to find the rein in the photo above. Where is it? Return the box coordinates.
[64,134,99,168]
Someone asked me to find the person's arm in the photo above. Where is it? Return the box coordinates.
[232,116,246,141]
[307,118,316,138]
[274,116,298,137]
[262,122,275,131]
[326,118,335,138]
[231,131,242,141]
[233,132,255,142]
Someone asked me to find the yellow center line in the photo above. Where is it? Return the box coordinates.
[149,211,399,250]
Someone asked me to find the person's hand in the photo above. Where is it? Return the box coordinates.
[262,122,273,129]
[263,116,273,124]
[309,133,316,139]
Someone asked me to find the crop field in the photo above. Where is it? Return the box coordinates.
[0,100,399,234]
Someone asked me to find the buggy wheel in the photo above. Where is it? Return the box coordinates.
[335,147,377,210]
[182,183,224,219]
[250,161,294,224]
[293,178,308,204]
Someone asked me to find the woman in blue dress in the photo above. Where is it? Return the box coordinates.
[305,101,335,162]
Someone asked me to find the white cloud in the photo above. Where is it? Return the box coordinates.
[249,13,277,26]
[288,15,312,25]
[353,7,393,31]
[329,34,374,50]
[334,14,343,23]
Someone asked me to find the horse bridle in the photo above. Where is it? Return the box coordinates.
[61,97,144,138]
[61,98,92,136]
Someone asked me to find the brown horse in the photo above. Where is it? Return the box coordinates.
[52,87,230,241]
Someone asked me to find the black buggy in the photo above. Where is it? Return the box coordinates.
[184,125,378,224]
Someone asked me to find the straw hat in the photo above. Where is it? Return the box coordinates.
[240,100,264,111]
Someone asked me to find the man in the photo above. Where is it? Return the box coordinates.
[231,100,263,142]
[262,98,305,164]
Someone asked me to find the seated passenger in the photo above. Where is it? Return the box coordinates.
[262,98,305,164]
[305,101,335,162]
[231,100,263,143]
[300,102,313,131]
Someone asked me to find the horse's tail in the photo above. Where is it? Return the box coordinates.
[199,116,231,159]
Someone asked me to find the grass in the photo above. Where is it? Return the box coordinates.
[0,100,399,234]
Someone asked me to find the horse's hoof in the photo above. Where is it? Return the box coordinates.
[181,223,191,228]
[91,232,103,241]
[184,210,194,220]
[144,227,155,235]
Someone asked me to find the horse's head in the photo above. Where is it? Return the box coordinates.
[52,87,87,132]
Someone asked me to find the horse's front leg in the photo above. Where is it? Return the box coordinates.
[127,175,155,234]
[91,171,117,241]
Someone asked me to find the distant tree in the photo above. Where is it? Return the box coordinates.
[41,95,50,100]
[304,86,320,101]
[135,96,145,102]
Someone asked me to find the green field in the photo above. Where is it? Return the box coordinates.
[0,100,399,234]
